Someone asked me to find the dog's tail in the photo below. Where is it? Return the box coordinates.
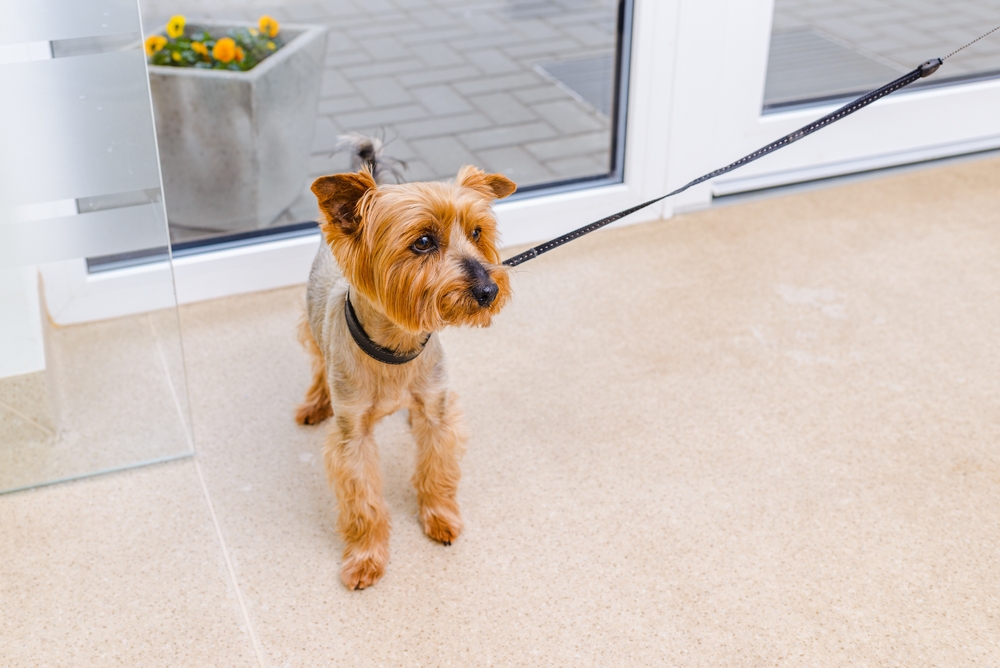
[334,132,407,185]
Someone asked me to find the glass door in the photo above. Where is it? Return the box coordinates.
[0,0,192,493]
[662,0,1000,209]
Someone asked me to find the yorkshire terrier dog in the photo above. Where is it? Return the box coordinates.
[296,137,516,589]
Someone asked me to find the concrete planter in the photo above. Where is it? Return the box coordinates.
[148,22,327,233]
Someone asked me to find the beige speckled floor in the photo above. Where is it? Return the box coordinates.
[3,156,1000,666]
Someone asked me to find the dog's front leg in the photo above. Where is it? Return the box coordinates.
[410,390,469,545]
[325,411,390,589]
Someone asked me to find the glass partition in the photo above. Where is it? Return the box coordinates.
[766,0,1000,110]
[135,0,632,248]
[0,0,192,493]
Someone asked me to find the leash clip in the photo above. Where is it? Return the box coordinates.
[919,58,943,78]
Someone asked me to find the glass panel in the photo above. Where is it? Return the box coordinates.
[5,0,143,45]
[0,0,192,494]
[135,0,632,246]
[766,0,1000,110]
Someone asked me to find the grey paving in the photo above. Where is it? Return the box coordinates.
[141,0,1000,241]
[769,0,1000,106]
[141,0,619,236]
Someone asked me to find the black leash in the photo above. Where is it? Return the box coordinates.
[502,28,998,269]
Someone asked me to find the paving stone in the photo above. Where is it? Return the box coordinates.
[317,0,367,18]
[396,65,482,86]
[312,116,344,153]
[467,92,538,124]
[346,20,423,39]
[524,132,611,161]
[393,112,495,139]
[284,3,332,21]
[359,35,412,61]
[559,22,614,47]
[398,157,437,181]
[340,57,426,80]
[543,8,617,26]
[453,73,544,95]
[544,153,610,179]
[411,7,463,28]
[389,0,434,8]
[336,103,428,127]
[463,48,522,74]
[320,69,357,98]
[325,29,360,52]
[514,85,574,104]
[379,135,419,162]
[475,145,554,184]
[531,100,605,133]
[326,50,372,67]
[410,85,473,115]
[410,136,480,173]
[458,121,556,151]
[353,76,413,106]
[504,39,588,58]
[417,42,465,67]
[318,95,370,114]
[356,0,395,11]
[448,32,538,51]
[309,150,353,176]
[396,26,473,46]
[460,12,508,34]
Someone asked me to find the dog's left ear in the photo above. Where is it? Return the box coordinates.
[456,165,517,200]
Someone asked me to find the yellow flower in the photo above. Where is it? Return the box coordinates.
[166,15,186,39]
[259,15,280,38]
[191,41,208,57]
[249,28,259,36]
[266,41,276,50]
[235,46,245,62]
[145,35,167,55]
[212,37,236,63]
[171,51,181,61]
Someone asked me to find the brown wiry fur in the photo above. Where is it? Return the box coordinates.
[298,165,515,590]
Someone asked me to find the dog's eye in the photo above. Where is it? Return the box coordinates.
[411,235,436,253]
[470,227,481,242]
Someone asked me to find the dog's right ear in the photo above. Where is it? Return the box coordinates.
[311,170,378,236]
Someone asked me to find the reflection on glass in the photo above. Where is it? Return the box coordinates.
[0,0,192,493]
[138,0,631,245]
[767,0,1000,109]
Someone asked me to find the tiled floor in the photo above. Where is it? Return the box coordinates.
[4,154,1000,666]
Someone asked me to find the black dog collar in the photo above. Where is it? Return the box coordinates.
[344,293,430,365]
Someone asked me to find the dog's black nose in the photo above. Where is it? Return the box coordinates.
[471,280,498,307]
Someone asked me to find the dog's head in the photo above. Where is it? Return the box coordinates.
[312,166,517,333]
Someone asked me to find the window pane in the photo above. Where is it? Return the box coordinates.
[136,0,630,247]
[766,0,1000,110]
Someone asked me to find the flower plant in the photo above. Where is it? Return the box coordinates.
[145,15,283,71]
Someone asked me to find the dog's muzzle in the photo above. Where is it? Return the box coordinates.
[463,257,499,307]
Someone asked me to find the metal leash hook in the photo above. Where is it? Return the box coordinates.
[503,21,1000,269]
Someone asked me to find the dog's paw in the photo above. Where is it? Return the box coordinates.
[420,506,463,545]
[295,402,333,426]
[340,552,386,590]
